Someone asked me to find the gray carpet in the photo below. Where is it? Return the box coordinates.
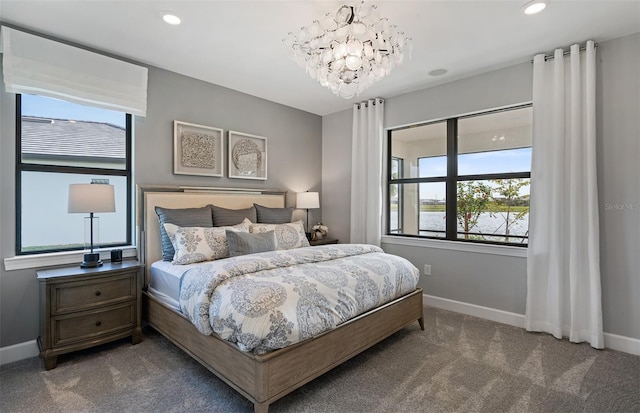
[1,306,638,413]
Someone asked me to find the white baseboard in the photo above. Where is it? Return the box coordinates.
[423,294,640,356]
[423,294,526,328]
[603,332,640,356]
[0,339,39,366]
[1,297,637,364]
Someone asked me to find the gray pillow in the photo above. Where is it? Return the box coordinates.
[210,205,257,226]
[226,230,276,257]
[155,206,213,261]
[254,203,293,224]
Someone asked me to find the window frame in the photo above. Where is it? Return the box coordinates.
[416,155,447,237]
[389,156,404,233]
[386,104,532,247]
[15,94,133,255]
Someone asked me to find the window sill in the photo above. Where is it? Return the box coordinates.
[380,235,527,258]
[3,246,138,271]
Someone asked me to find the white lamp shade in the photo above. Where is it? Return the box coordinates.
[297,192,319,209]
[68,184,116,213]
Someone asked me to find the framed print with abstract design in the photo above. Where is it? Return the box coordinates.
[228,131,267,180]
[173,121,224,177]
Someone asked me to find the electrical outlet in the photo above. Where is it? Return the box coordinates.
[423,264,431,276]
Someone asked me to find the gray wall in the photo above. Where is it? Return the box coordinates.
[321,109,353,244]
[596,33,640,338]
[322,33,640,340]
[138,67,321,197]
[386,62,533,316]
[0,60,322,347]
[324,61,533,315]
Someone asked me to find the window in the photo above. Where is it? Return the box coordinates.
[17,94,132,254]
[387,105,531,245]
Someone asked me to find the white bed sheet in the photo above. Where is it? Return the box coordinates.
[149,260,200,310]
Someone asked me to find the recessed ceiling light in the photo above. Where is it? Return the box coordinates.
[522,1,547,15]
[162,14,181,25]
[428,68,448,77]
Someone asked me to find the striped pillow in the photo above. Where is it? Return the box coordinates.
[226,230,276,257]
[210,205,257,226]
[254,203,293,224]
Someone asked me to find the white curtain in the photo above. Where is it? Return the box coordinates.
[525,41,603,348]
[350,98,384,246]
[1,26,148,116]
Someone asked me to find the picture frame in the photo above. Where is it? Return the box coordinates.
[173,121,224,177]
[228,131,268,180]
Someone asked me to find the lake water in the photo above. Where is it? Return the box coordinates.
[391,211,529,242]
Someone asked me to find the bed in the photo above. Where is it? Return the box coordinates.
[139,186,424,413]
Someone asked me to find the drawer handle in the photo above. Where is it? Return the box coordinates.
[95,291,101,296]
[95,321,102,327]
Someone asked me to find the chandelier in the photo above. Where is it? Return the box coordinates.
[283,2,411,99]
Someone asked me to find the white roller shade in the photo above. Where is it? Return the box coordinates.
[1,26,148,116]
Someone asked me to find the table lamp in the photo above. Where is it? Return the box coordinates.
[296,191,319,239]
[68,183,115,268]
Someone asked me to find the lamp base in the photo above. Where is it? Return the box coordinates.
[81,253,103,268]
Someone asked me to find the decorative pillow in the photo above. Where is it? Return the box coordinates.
[155,206,213,261]
[164,218,250,251]
[226,230,277,257]
[164,219,250,265]
[254,203,293,224]
[210,205,257,226]
[249,220,310,250]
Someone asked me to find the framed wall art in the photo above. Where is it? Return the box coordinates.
[228,131,267,180]
[173,121,224,177]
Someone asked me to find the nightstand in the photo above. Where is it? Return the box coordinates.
[309,237,339,246]
[37,260,142,370]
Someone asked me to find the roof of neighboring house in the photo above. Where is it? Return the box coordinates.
[21,116,126,159]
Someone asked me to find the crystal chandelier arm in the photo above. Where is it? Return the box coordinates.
[336,5,355,25]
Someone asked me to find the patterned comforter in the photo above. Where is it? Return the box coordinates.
[179,244,419,354]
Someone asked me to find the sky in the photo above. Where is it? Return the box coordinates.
[21,94,126,127]
[393,148,532,201]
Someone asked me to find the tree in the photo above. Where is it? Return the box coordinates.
[456,181,491,239]
[490,178,530,243]
[389,172,398,199]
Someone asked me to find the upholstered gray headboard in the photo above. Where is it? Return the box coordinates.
[138,186,286,283]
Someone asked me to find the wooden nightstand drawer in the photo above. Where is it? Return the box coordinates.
[54,272,136,314]
[38,261,143,369]
[54,302,136,346]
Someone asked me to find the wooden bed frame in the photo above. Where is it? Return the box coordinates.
[138,186,424,413]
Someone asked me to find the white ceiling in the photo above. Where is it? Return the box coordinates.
[1,1,639,116]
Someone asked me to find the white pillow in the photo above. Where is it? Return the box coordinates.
[164,218,250,265]
[249,220,310,250]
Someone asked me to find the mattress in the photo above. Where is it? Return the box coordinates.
[148,260,200,310]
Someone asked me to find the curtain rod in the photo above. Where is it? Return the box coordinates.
[355,98,384,109]
[531,43,598,63]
